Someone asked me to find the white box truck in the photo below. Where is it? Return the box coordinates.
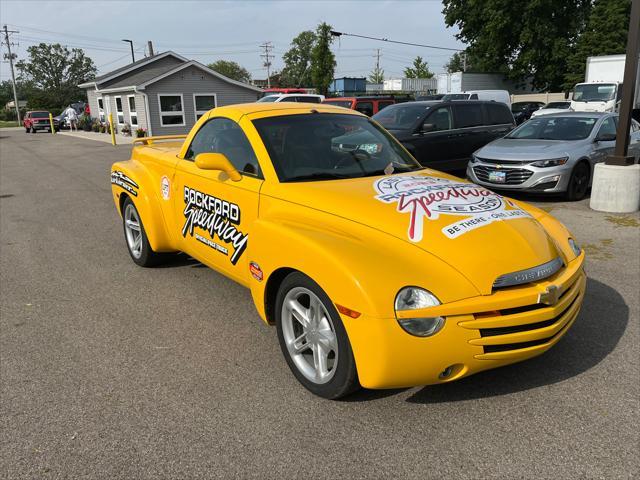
[571,54,640,116]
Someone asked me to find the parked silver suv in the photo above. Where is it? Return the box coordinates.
[467,112,640,200]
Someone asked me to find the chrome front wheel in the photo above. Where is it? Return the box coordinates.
[275,272,359,399]
[281,287,339,384]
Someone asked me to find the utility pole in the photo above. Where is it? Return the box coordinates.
[462,51,467,72]
[147,41,155,57]
[2,25,21,124]
[260,42,274,88]
[122,39,134,63]
[371,48,383,84]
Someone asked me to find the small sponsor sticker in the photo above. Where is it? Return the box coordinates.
[161,176,170,200]
[249,261,263,281]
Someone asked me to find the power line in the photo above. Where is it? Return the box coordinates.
[330,30,463,52]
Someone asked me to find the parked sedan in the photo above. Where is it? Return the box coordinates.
[467,112,640,200]
[531,101,572,118]
[511,101,545,125]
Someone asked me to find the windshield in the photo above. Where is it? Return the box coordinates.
[544,102,570,109]
[31,112,49,118]
[372,103,429,130]
[257,95,280,103]
[323,100,353,109]
[511,103,530,113]
[573,83,616,102]
[506,116,597,140]
[253,113,424,182]
[442,93,469,101]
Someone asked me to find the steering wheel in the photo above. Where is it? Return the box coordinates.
[333,148,371,170]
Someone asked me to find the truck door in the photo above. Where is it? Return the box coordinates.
[173,117,263,285]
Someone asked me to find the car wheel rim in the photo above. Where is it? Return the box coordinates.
[124,204,143,259]
[281,287,338,385]
[573,166,589,196]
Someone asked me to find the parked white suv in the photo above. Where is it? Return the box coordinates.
[257,93,325,103]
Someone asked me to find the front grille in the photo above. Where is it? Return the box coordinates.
[473,165,533,185]
[480,293,580,337]
[460,271,585,356]
[476,157,527,166]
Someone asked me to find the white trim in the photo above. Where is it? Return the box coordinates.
[97,96,105,123]
[127,94,138,127]
[137,60,262,92]
[140,91,153,137]
[80,51,188,88]
[157,93,185,127]
[114,96,125,125]
[193,93,217,121]
[94,85,137,94]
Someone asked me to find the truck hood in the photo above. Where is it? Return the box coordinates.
[477,138,580,160]
[266,171,561,294]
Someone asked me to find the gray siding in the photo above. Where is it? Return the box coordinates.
[86,89,100,120]
[144,65,260,135]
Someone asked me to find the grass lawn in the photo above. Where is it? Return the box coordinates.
[0,120,20,128]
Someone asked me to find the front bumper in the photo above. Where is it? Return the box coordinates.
[343,253,586,389]
[466,161,573,193]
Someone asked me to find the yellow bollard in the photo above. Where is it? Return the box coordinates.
[108,113,117,146]
[49,113,55,134]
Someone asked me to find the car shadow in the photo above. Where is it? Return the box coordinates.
[153,252,202,269]
[404,277,627,404]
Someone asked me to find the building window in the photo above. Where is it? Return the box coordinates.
[127,95,138,127]
[158,94,185,126]
[193,93,217,121]
[97,97,105,123]
[115,96,124,125]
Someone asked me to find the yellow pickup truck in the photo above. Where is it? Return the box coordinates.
[110,103,586,399]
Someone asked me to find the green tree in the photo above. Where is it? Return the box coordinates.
[281,30,317,87]
[207,60,251,83]
[369,65,384,84]
[444,51,475,73]
[442,0,591,90]
[16,43,96,110]
[404,56,434,78]
[564,0,631,90]
[310,22,336,95]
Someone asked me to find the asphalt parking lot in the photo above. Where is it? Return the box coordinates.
[1,129,638,479]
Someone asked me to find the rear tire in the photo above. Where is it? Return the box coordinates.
[122,197,163,267]
[565,162,590,201]
[275,272,360,399]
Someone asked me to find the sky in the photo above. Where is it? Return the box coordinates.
[0,0,464,82]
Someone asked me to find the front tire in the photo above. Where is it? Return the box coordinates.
[566,162,590,201]
[275,272,359,399]
[31,127,36,134]
[122,197,163,267]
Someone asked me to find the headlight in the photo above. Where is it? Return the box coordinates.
[394,287,445,337]
[530,157,569,168]
[568,238,581,257]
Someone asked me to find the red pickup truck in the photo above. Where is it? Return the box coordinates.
[23,111,56,133]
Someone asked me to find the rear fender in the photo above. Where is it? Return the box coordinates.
[111,160,174,252]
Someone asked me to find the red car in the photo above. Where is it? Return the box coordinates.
[322,97,395,117]
[23,111,55,133]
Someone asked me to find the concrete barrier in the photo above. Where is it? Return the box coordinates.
[590,163,640,213]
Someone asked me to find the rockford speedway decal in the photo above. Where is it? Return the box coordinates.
[111,171,139,197]
[181,186,248,265]
[374,176,531,241]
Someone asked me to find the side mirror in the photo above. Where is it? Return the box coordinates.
[595,133,617,142]
[421,122,436,133]
[194,152,242,181]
